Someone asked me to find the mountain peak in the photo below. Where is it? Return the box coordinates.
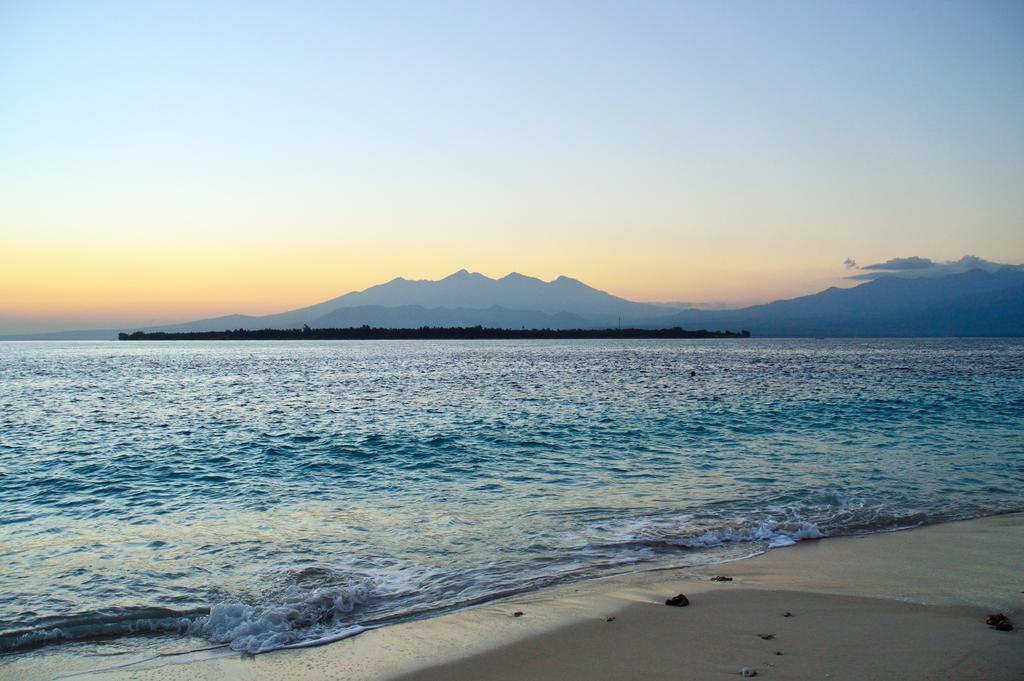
[500,272,542,284]
[441,269,489,282]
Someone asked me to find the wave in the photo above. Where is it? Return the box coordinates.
[0,607,204,655]
[1,581,378,655]
[579,502,945,555]
[196,581,375,653]
[2,505,1013,657]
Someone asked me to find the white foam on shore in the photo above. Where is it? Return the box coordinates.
[674,519,823,548]
[194,583,375,653]
[585,508,828,554]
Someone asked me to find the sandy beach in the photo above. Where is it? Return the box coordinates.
[12,512,1021,681]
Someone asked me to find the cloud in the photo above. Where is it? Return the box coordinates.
[843,257,858,269]
[846,255,1023,281]
[861,256,933,271]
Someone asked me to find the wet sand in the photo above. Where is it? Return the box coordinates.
[11,513,1023,681]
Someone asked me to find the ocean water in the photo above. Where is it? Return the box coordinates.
[2,339,1023,661]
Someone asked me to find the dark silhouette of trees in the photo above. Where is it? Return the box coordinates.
[118,326,751,341]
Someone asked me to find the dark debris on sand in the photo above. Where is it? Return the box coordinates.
[986,613,1013,631]
[665,594,690,607]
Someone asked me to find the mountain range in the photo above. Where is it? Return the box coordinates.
[5,267,1024,339]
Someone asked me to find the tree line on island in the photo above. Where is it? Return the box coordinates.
[118,325,752,341]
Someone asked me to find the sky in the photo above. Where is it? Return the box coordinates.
[2,1,1023,332]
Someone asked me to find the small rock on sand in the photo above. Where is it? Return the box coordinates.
[513,611,524,617]
[759,634,775,640]
[665,594,689,607]
[986,613,1013,631]
[710,575,733,582]
[740,666,757,677]
[782,611,793,617]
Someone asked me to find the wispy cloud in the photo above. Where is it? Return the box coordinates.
[843,257,858,269]
[846,255,1023,281]
[861,256,934,271]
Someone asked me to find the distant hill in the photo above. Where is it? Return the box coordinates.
[115,270,668,333]
[291,270,667,323]
[645,268,1024,337]
[4,267,1023,339]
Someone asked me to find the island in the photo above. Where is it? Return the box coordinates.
[118,325,751,340]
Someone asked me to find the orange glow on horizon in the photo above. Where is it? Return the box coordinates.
[0,235,852,328]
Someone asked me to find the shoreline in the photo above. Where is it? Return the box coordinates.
[8,512,1022,681]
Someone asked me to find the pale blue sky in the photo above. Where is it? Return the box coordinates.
[2,1,1023,331]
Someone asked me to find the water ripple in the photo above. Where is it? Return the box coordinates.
[1,338,1023,655]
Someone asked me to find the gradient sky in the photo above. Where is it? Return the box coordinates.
[2,1,1023,332]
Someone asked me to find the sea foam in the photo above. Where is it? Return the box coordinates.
[196,582,375,653]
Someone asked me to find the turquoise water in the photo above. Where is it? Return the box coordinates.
[2,339,1023,657]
